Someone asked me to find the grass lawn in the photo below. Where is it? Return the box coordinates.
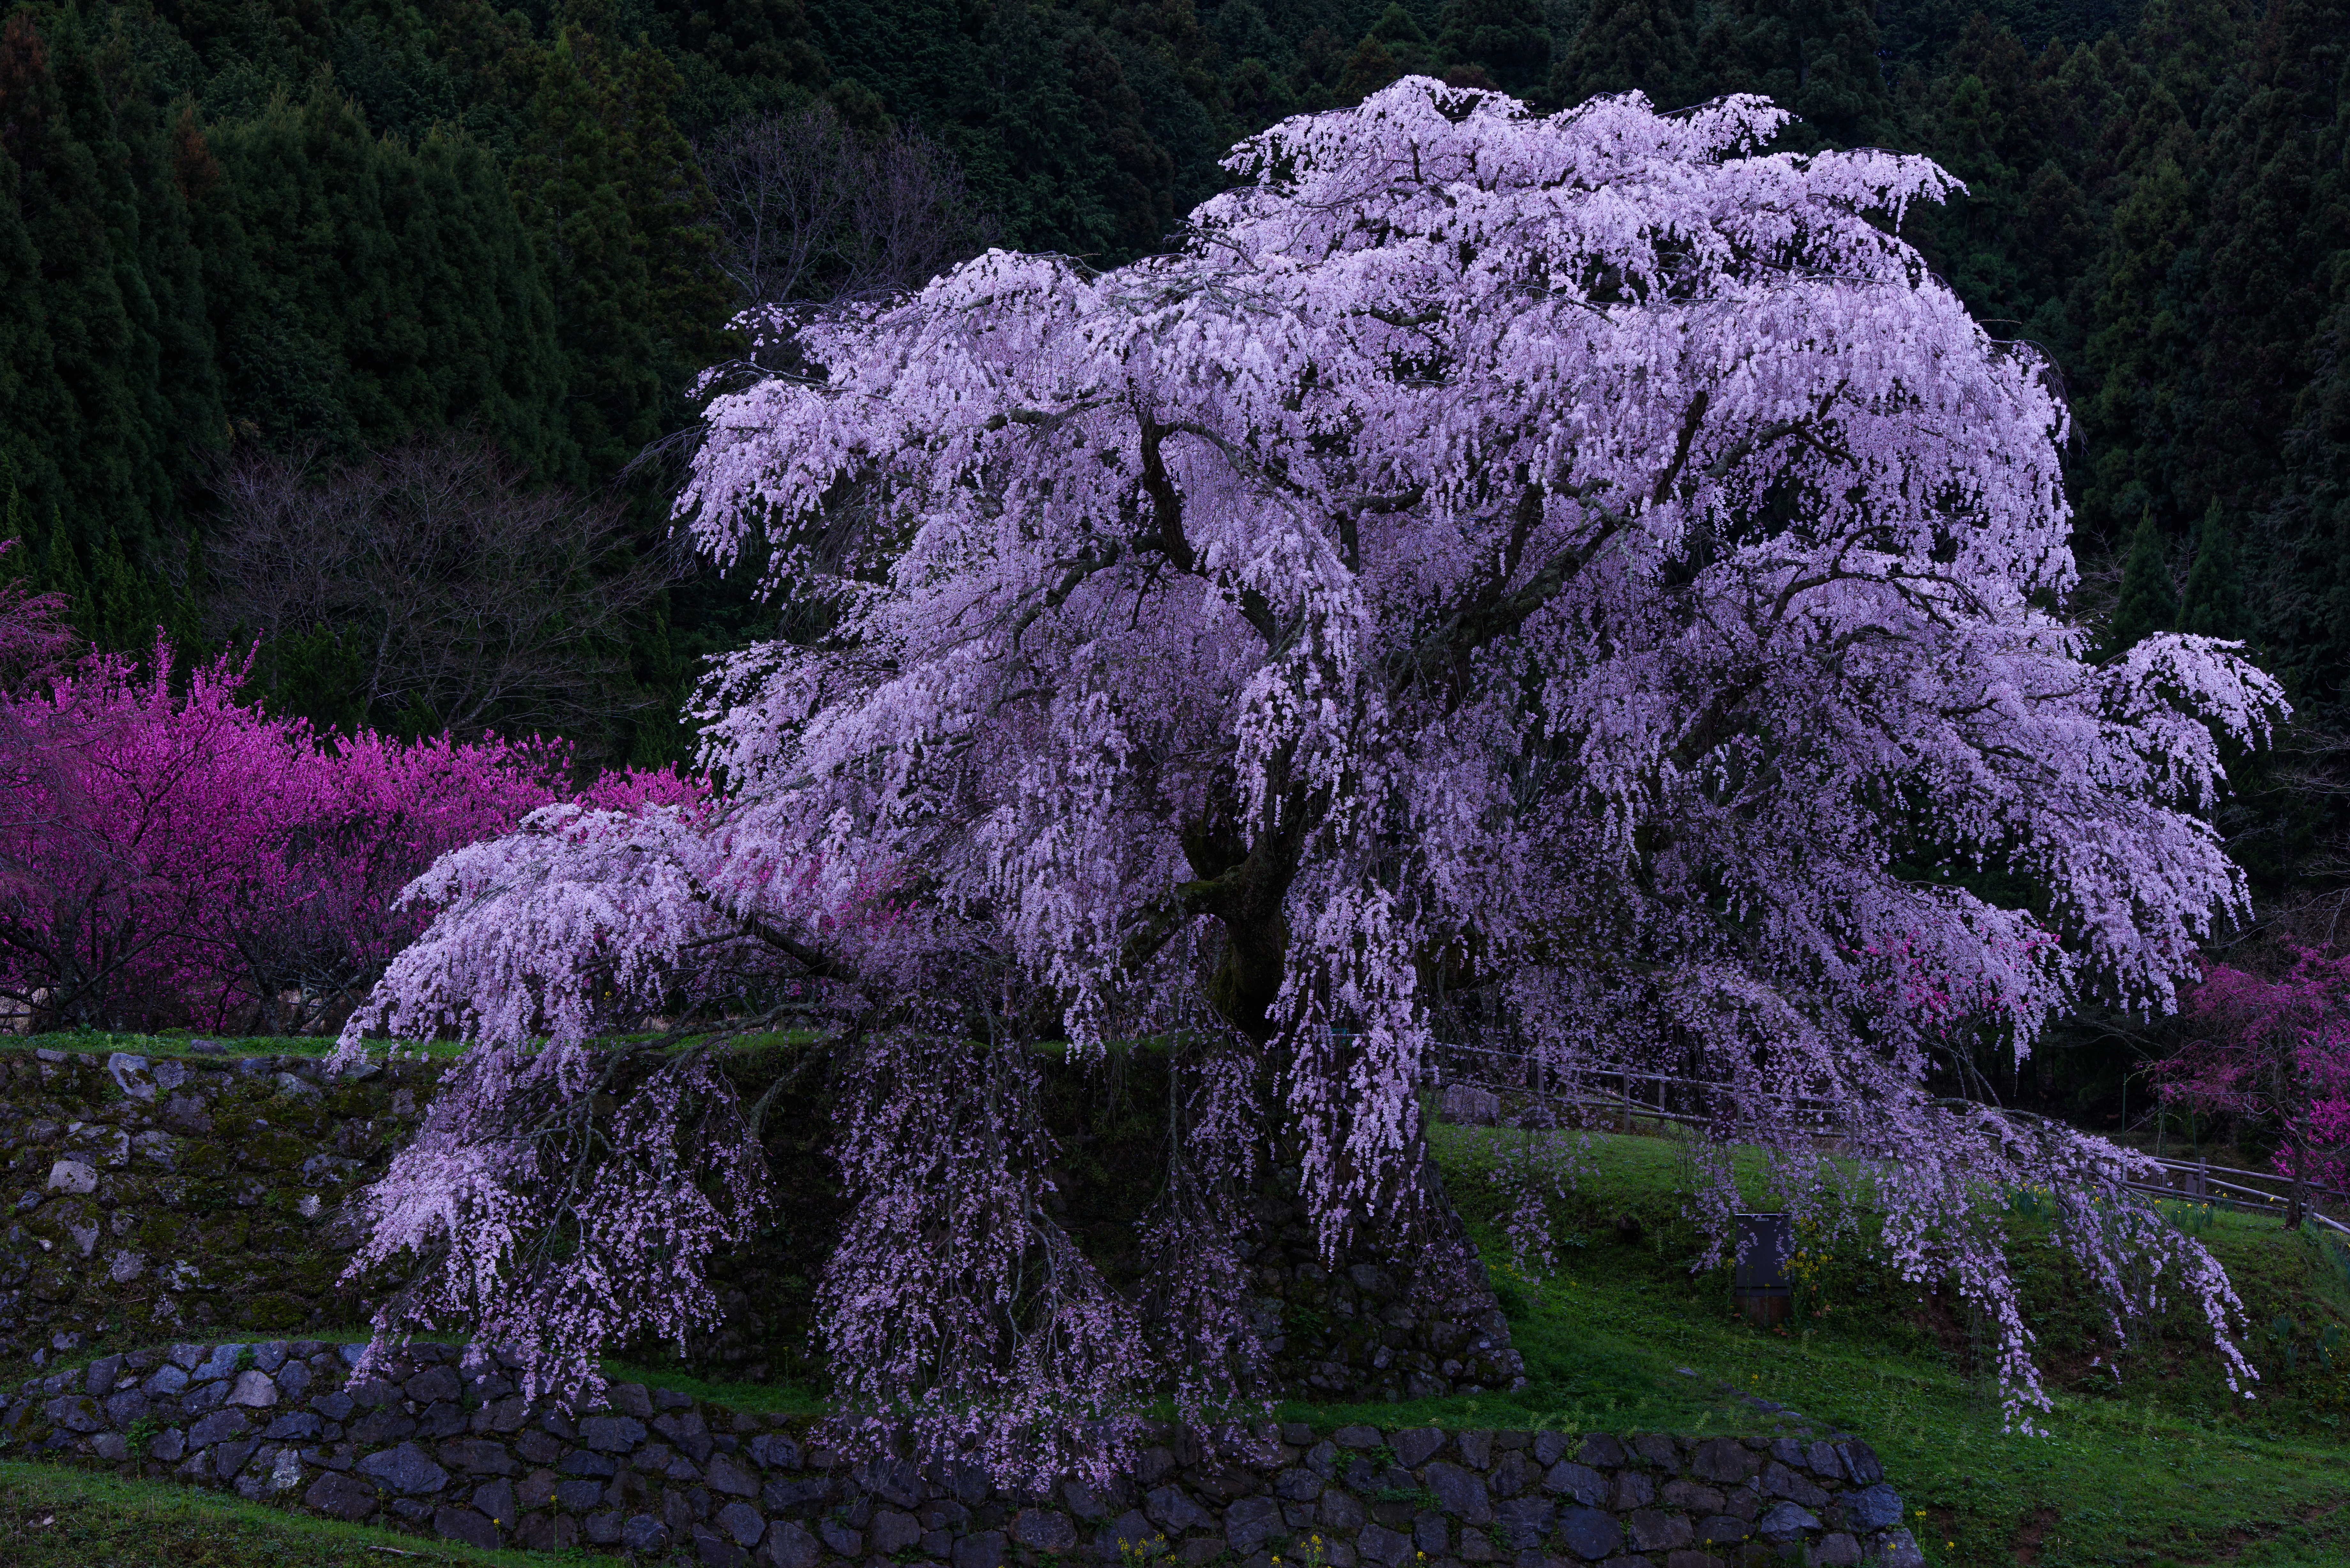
[0,1458,548,1566]
[6,1046,2347,1565]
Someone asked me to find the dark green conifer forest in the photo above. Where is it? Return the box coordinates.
[1,0,2346,972]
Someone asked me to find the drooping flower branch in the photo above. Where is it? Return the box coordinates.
[334,79,2286,1454]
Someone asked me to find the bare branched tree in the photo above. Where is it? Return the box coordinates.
[203,433,676,746]
[696,105,997,368]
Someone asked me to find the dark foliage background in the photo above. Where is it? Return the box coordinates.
[1,0,2346,1121]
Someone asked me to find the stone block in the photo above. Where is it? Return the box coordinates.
[355,1441,449,1495]
[227,1371,278,1408]
[192,1345,243,1383]
[556,1478,606,1511]
[1393,1428,1447,1467]
[435,1506,500,1550]
[305,1470,381,1521]
[1755,1503,1819,1542]
[346,1409,416,1445]
[187,1409,250,1447]
[1426,1461,1495,1523]
[1358,1523,1414,1568]
[693,1521,751,1567]
[1836,1485,1901,1534]
[706,1453,759,1496]
[1332,1424,1383,1450]
[1414,1511,1448,1553]
[1455,1430,1493,1469]
[1276,1467,1325,1502]
[1565,1435,1620,1470]
[1694,1514,1750,1550]
[42,1396,102,1433]
[952,1528,1007,1568]
[1320,1488,1369,1530]
[1224,1496,1282,1554]
[473,1478,518,1529]
[1760,1463,1828,1509]
[1492,1497,1555,1550]
[1629,1435,1679,1472]
[761,1520,822,1568]
[1626,1508,1693,1552]
[47,1159,97,1194]
[517,1512,582,1553]
[622,1514,672,1554]
[417,1402,468,1439]
[1691,1439,1759,1485]
[582,1414,647,1453]
[1554,1504,1622,1562]
[1662,1480,1724,1513]
[749,1433,802,1471]
[1810,1532,1859,1566]
[1835,1443,1882,1485]
[1006,1508,1075,1552]
[1542,1462,1606,1507]
[1873,1528,1925,1568]
[439,1438,517,1475]
[1147,1485,1216,1534]
[762,1475,833,1512]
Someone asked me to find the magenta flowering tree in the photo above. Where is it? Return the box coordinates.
[336,79,2284,1454]
[2161,946,2350,1227]
[0,620,701,1032]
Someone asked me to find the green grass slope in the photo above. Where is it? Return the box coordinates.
[1325,1126,2350,1568]
[7,1056,2349,1566]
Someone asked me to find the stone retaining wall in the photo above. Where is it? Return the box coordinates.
[1,1045,1522,1402]
[0,1046,438,1364]
[2,1336,1925,1568]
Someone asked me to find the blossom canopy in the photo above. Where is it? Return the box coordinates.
[340,79,2281,1455]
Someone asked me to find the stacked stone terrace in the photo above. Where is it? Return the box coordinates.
[4,1336,1926,1568]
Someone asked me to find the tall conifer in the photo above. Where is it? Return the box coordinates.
[2108,510,2178,654]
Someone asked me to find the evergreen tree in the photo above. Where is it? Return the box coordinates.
[1338,4,1434,102]
[1433,0,1550,96]
[2190,0,2347,520]
[510,21,728,481]
[1550,0,1695,109]
[1694,0,1893,147]
[204,84,575,475]
[2107,509,2177,654]
[2177,500,2246,640]
[0,5,220,573]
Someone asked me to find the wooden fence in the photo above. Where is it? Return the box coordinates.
[1423,1038,2350,1238]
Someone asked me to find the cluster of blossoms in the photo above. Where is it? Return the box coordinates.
[2163,944,2350,1213]
[0,612,699,1033]
[334,78,2280,1458]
